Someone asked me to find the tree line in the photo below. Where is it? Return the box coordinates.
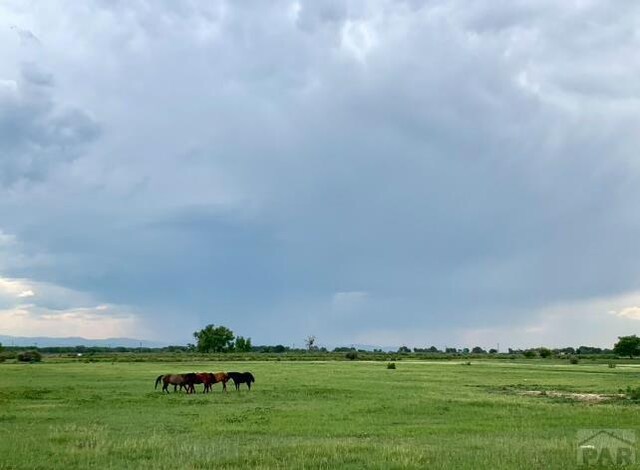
[2,333,640,358]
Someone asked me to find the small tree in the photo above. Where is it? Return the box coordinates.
[235,336,252,352]
[613,335,640,359]
[523,350,537,358]
[398,346,411,354]
[538,347,552,358]
[472,346,486,354]
[305,335,317,351]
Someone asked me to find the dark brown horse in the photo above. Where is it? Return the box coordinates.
[227,371,255,391]
[154,373,198,393]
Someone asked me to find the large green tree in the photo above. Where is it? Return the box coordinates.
[613,335,640,358]
[193,324,235,353]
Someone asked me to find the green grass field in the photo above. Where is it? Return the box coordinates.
[1,360,639,469]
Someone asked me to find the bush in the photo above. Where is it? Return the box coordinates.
[626,386,640,401]
[345,351,358,361]
[569,356,579,365]
[387,362,396,369]
[608,362,616,369]
[17,350,42,363]
[0,351,15,362]
[523,350,537,359]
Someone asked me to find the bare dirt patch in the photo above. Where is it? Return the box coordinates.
[518,390,624,403]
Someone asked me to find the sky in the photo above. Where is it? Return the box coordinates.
[0,0,639,349]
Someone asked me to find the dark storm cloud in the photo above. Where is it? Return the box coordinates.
[0,63,99,186]
[1,0,639,346]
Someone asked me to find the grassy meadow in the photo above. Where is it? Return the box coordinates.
[1,359,639,469]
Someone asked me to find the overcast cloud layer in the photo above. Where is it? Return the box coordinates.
[1,0,639,348]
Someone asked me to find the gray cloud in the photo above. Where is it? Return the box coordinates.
[0,1,639,346]
[0,62,99,186]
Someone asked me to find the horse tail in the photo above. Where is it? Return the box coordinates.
[154,375,164,389]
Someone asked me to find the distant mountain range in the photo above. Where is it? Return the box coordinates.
[344,343,398,352]
[0,335,169,348]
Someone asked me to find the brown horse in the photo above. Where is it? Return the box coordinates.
[154,373,198,393]
[194,373,215,393]
[209,372,229,392]
[185,372,230,393]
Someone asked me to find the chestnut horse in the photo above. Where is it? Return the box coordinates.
[187,372,230,393]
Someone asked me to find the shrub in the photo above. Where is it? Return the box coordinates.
[626,386,640,401]
[569,356,579,364]
[608,362,616,369]
[17,350,42,363]
[0,351,15,362]
[523,350,537,359]
[387,362,396,369]
[345,351,358,361]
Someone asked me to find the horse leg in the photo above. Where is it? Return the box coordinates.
[247,382,251,391]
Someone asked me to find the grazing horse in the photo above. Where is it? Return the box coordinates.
[227,372,255,391]
[195,373,215,393]
[154,373,198,393]
[209,372,230,392]
[186,372,229,393]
